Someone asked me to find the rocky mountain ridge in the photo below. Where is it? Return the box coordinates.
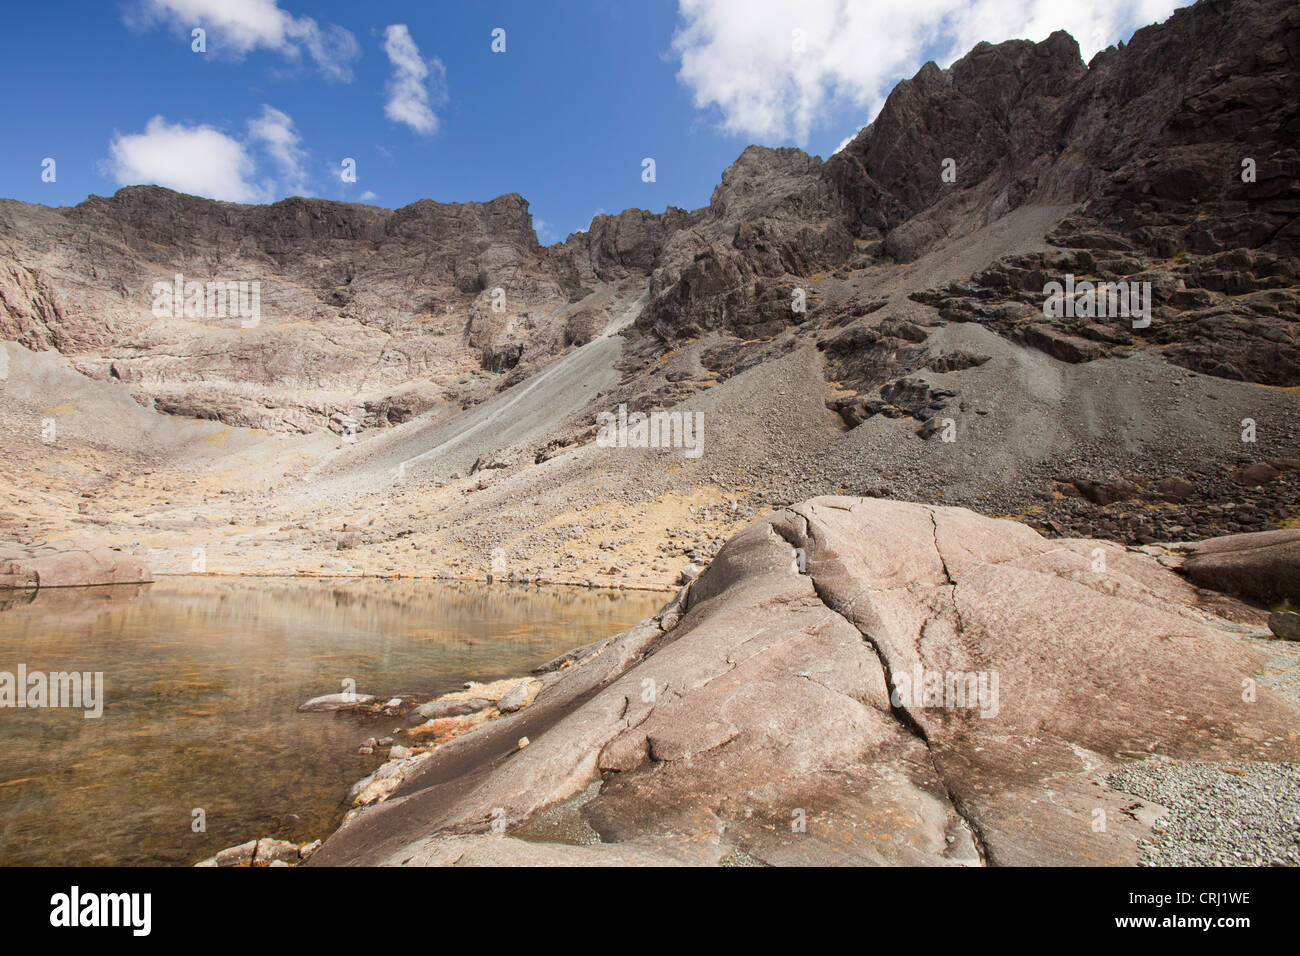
[3,0,1294,438]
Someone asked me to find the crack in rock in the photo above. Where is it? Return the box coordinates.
[800,510,990,865]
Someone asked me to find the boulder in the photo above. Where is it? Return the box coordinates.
[1179,529,1300,604]
[254,838,300,864]
[214,840,257,867]
[1269,611,1300,641]
[496,681,537,714]
[1234,462,1281,487]
[0,538,152,589]
[1153,477,1196,502]
[407,697,492,724]
[298,692,375,712]
[470,453,513,473]
[1071,478,1141,506]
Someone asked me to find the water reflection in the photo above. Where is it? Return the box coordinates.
[0,577,663,866]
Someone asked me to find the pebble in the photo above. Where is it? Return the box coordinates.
[1107,760,1300,866]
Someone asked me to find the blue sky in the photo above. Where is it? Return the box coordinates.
[0,1,1187,244]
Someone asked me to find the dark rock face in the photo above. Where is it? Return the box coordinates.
[825,30,1087,252]
[617,0,1299,430]
[554,206,700,285]
[900,0,1300,384]
[816,314,936,398]
[630,147,857,343]
[1180,529,1300,604]
[828,376,958,431]
[914,241,1299,385]
[646,0,1298,384]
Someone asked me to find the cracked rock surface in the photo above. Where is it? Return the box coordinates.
[308,497,1299,866]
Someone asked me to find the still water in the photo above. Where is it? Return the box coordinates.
[0,577,663,866]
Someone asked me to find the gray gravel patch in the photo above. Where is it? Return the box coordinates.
[1107,760,1300,866]
[1248,635,1300,707]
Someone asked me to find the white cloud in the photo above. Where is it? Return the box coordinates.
[533,218,560,244]
[359,190,377,201]
[571,208,609,235]
[382,24,446,135]
[106,108,310,203]
[672,0,1189,144]
[248,105,307,193]
[128,0,359,81]
[106,116,263,202]
[833,126,864,155]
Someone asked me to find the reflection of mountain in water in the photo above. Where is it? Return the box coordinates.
[0,577,661,866]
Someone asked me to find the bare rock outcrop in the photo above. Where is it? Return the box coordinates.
[0,537,152,589]
[1179,529,1300,604]
[307,498,1297,867]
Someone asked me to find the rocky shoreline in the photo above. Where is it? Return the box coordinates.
[160,568,679,592]
[195,499,1299,867]
[194,671,563,867]
[12,519,1292,868]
